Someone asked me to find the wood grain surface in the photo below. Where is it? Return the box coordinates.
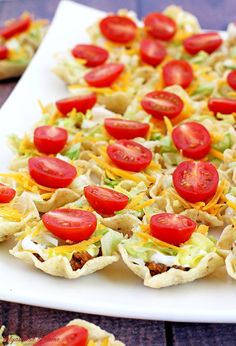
[0,1,236,345]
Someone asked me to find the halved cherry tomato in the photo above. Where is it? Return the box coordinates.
[28,157,77,188]
[34,325,88,346]
[144,12,177,41]
[208,97,236,114]
[84,185,129,215]
[0,183,16,203]
[150,213,196,246]
[34,126,68,155]
[56,93,96,115]
[183,32,222,55]
[140,38,166,66]
[99,15,137,43]
[172,122,211,159]
[0,46,8,60]
[84,63,124,87]
[107,139,152,172]
[104,118,150,139]
[163,60,193,89]
[227,70,236,90]
[0,16,32,39]
[42,208,97,242]
[71,44,109,67]
[173,161,219,203]
[141,90,184,119]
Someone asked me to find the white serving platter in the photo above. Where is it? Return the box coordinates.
[0,0,236,323]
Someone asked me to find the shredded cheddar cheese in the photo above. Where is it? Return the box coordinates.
[19,135,41,156]
[140,224,150,232]
[168,179,228,215]
[209,148,224,161]
[87,338,110,346]
[0,173,55,200]
[132,199,155,211]
[174,29,193,41]
[0,205,23,222]
[210,132,224,143]
[164,116,173,135]
[69,84,114,95]
[101,338,109,346]
[47,236,102,255]
[90,154,143,183]
[227,200,236,212]
[90,152,155,185]
[196,225,209,235]
[136,232,180,251]
[202,180,228,212]
[127,193,145,209]
[87,341,96,346]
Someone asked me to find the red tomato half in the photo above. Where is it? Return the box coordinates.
[172,122,211,159]
[0,183,16,203]
[28,157,77,188]
[227,70,236,90]
[208,97,236,114]
[140,38,167,66]
[163,60,193,89]
[34,126,68,155]
[0,46,8,60]
[104,118,150,139]
[183,32,222,55]
[42,208,97,242]
[84,185,129,215]
[56,94,96,115]
[99,15,137,43]
[107,139,152,172]
[173,161,219,203]
[71,44,109,67]
[0,16,32,39]
[84,63,124,87]
[150,213,196,246]
[34,325,88,346]
[141,90,184,119]
[144,12,177,41]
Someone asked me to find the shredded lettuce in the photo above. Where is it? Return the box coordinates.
[213,133,232,152]
[123,232,217,268]
[192,84,214,97]
[55,112,83,131]
[150,132,162,141]
[159,136,177,153]
[63,142,81,160]
[230,46,236,58]
[104,178,120,188]
[177,233,216,267]
[101,229,123,256]
[189,51,209,64]
[124,235,178,262]
[223,59,236,70]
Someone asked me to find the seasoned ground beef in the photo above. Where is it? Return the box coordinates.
[70,251,93,271]
[33,253,44,263]
[146,262,190,276]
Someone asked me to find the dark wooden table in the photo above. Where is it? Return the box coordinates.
[1,1,236,345]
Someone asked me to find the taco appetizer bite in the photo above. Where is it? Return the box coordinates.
[119,213,224,288]
[0,179,39,242]
[10,204,123,278]
[0,13,47,80]
[0,319,125,345]
[217,219,236,280]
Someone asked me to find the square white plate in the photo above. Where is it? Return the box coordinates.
[0,0,236,323]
